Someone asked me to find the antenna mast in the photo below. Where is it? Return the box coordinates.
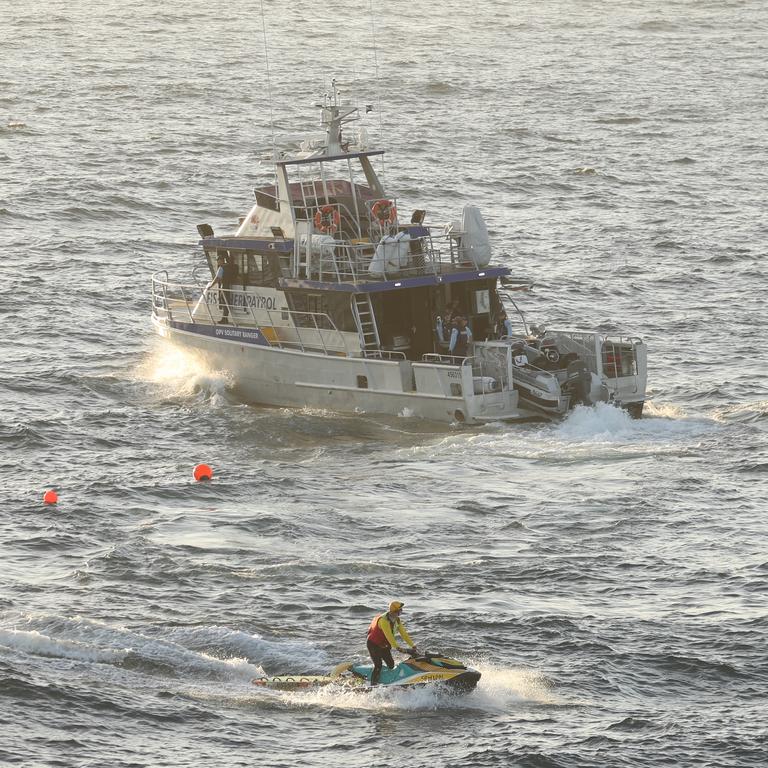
[368,0,385,179]
[259,0,277,163]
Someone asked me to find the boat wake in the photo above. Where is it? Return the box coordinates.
[399,400,719,466]
[469,661,560,707]
[0,616,268,684]
[0,615,559,715]
[270,659,559,713]
[0,627,128,665]
[555,401,716,442]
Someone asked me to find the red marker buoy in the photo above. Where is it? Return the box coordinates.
[43,489,58,505]
[193,463,213,482]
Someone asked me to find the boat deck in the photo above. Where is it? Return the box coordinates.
[198,225,501,286]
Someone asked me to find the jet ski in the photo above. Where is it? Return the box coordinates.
[252,652,480,694]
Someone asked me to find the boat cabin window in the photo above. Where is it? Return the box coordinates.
[285,291,355,332]
[245,253,265,283]
[209,249,279,287]
[254,189,280,212]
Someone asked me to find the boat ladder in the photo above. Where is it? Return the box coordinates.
[352,293,381,350]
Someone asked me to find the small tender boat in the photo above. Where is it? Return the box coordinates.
[251,652,481,694]
[151,81,647,424]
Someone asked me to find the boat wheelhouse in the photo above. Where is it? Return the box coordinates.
[151,84,647,424]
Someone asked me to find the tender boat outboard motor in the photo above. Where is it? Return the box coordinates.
[563,360,592,407]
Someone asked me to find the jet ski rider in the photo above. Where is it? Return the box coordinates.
[367,601,417,685]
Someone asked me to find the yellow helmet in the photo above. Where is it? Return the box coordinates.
[388,601,404,613]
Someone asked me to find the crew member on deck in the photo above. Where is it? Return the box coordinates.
[436,309,452,345]
[436,313,445,343]
[497,311,513,339]
[211,253,235,324]
[449,316,473,357]
[367,601,417,685]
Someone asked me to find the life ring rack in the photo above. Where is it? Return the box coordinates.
[371,199,397,225]
[314,205,340,234]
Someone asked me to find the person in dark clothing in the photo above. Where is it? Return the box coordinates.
[211,253,235,323]
[497,310,513,339]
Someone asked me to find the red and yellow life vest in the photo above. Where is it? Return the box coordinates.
[367,613,392,648]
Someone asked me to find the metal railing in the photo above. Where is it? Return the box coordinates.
[544,330,641,378]
[151,274,349,357]
[293,224,487,283]
[600,336,642,379]
[497,290,531,337]
[471,343,512,393]
[420,352,509,396]
[422,352,472,366]
[300,238,438,282]
[545,331,600,372]
[361,349,406,361]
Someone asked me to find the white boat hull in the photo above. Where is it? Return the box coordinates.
[153,316,528,425]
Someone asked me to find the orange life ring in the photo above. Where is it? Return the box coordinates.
[314,205,340,234]
[371,199,397,225]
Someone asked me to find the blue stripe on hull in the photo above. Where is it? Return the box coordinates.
[168,320,271,346]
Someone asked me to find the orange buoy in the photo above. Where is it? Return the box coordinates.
[43,489,58,505]
[193,463,213,482]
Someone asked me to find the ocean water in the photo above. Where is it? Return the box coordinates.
[2,1,767,766]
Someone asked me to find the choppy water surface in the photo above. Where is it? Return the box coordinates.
[2,1,767,766]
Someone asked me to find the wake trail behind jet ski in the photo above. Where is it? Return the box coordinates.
[247,659,560,714]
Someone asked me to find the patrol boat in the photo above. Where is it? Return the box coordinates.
[151,83,648,424]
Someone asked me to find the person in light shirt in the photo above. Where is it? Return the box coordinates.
[497,310,513,339]
[449,316,473,357]
[435,309,452,345]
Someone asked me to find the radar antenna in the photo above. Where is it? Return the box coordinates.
[318,79,360,155]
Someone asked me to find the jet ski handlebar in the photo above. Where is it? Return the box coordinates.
[400,647,439,660]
